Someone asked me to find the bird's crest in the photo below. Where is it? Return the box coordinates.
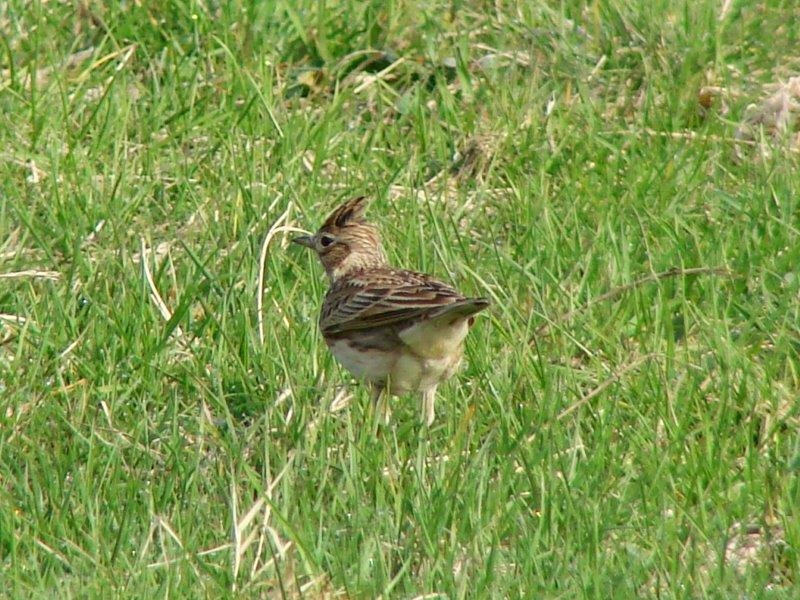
[321,196,370,230]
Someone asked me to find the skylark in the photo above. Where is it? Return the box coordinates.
[293,196,489,425]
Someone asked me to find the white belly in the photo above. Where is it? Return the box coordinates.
[326,331,466,396]
[327,339,396,381]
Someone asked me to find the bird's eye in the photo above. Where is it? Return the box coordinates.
[319,234,335,248]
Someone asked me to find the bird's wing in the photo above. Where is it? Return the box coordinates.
[320,269,481,335]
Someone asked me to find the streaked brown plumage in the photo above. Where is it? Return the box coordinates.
[293,196,489,425]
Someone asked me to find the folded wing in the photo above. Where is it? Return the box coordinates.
[321,268,487,335]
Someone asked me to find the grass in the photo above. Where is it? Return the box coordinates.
[2,0,799,597]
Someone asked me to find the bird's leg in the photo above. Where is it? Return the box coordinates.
[421,386,437,426]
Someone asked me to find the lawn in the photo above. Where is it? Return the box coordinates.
[2,0,799,597]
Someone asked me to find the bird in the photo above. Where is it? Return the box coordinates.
[293,196,489,425]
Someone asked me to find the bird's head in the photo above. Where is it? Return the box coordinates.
[293,196,388,282]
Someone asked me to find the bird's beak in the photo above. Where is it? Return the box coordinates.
[292,234,315,249]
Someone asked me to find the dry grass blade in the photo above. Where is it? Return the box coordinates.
[34,539,71,568]
[227,452,298,588]
[611,127,757,146]
[155,515,184,549]
[719,0,734,20]
[558,352,661,420]
[534,266,734,340]
[1,47,94,89]
[0,270,61,281]
[249,452,297,579]
[139,238,179,328]
[256,201,306,345]
[146,517,202,580]
[138,237,198,354]
[231,475,264,583]
[352,57,407,94]
[0,313,28,325]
